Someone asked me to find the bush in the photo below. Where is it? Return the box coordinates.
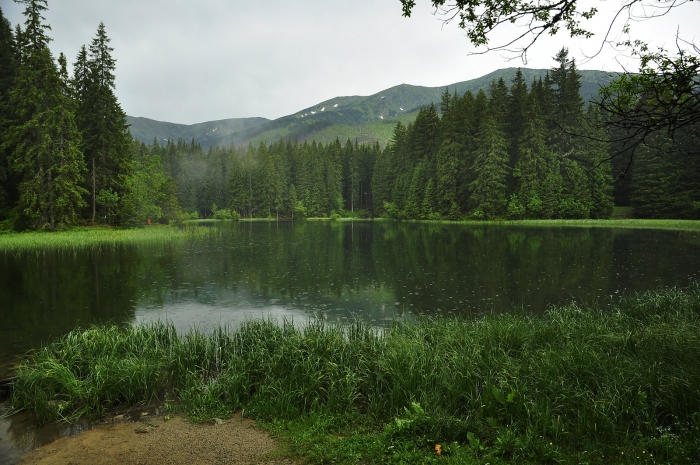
[469,210,485,220]
[213,208,238,220]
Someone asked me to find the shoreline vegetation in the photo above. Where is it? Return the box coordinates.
[1,218,698,252]
[9,284,700,464]
[303,217,700,231]
[0,224,220,252]
[2,217,699,245]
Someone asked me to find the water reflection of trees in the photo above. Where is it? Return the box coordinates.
[138,222,697,320]
[0,247,143,377]
[2,223,698,369]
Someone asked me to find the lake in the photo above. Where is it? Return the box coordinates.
[2,221,700,377]
[1,220,700,462]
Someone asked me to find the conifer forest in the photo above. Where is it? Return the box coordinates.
[1,1,698,231]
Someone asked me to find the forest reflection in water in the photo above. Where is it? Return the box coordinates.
[2,221,700,377]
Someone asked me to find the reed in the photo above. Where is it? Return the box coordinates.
[0,225,219,252]
[11,284,700,463]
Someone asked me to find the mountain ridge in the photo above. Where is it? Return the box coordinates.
[128,67,618,149]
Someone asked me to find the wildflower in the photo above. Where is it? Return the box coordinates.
[435,444,442,456]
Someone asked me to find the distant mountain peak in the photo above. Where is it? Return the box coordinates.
[128,67,617,149]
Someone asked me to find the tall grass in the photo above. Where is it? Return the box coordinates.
[0,225,219,252]
[11,284,700,462]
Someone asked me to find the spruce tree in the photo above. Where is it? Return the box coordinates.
[421,177,438,219]
[440,87,451,116]
[549,48,591,218]
[470,112,509,219]
[5,0,86,229]
[0,7,19,211]
[511,92,550,218]
[403,163,425,219]
[75,22,131,223]
[371,147,391,216]
[436,89,464,215]
[487,78,509,125]
[581,107,614,219]
[435,140,460,215]
[506,69,528,192]
[326,138,343,213]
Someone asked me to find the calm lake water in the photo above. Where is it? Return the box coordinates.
[2,221,700,374]
[1,220,700,461]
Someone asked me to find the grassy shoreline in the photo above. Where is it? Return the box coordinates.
[0,225,219,252]
[234,216,700,231]
[10,284,700,464]
[1,218,698,252]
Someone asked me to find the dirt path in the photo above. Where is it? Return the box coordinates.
[20,412,295,465]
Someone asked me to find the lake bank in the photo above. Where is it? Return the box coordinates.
[9,284,700,464]
[0,224,219,252]
[1,218,698,252]
[251,217,700,231]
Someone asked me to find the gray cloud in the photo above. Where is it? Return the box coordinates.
[3,0,695,124]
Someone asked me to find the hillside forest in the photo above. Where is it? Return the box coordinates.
[1,2,699,230]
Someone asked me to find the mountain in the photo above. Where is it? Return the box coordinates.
[126,116,270,149]
[127,68,618,149]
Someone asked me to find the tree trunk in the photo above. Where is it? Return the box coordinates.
[91,157,96,223]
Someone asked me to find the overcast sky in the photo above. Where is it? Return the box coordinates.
[3,0,696,124]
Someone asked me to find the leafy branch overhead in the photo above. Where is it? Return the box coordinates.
[401,0,597,59]
[400,0,686,60]
[401,0,700,157]
[598,39,700,153]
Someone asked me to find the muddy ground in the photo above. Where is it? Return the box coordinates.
[20,411,295,465]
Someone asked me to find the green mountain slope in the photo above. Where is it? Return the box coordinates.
[126,116,270,149]
[128,68,618,148]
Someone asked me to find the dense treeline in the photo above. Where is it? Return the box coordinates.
[610,125,700,219]
[151,49,616,220]
[375,49,615,220]
[153,47,699,221]
[151,137,379,219]
[1,2,698,230]
[0,1,180,230]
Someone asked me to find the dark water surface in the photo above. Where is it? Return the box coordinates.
[1,221,700,462]
[2,222,700,367]
[3,221,700,375]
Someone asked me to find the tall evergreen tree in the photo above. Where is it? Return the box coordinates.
[509,92,550,218]
[74,22,131,223]
[0,7,19,211]
[436,90,464,215]
[470,112,509,218]
[506,69,528,192]
[4,0,86,229]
